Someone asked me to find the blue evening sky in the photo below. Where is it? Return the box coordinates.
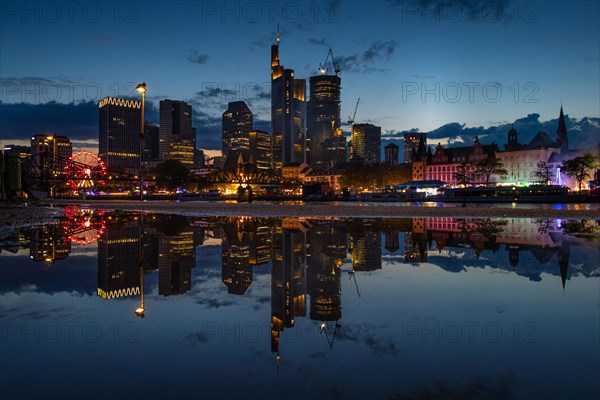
[0,0,598,153]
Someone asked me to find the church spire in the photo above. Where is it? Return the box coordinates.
[556,105,568,152]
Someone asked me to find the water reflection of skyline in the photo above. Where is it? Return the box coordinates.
[1,212,599,354]
[2,212,598,399]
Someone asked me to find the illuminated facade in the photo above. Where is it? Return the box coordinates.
[222,101,253,159]
[271,35,306,170]
[307,75,342,169]
[426,136,497,185]
[350,123,381,163]
[161,99,196,165]
[322,129,347,169]
[99,97,141,173]
[248,130,272,170]
[31,134,72,177]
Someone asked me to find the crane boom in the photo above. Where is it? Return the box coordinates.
[319,48,341,75]
[348,98,360,125]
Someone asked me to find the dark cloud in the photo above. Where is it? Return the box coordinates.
[334,40,399,73]
[308,37,329,47]
[184,50,210,65]
[381,113,600,151]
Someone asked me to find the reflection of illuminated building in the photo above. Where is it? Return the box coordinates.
[221,223,253,295]
[220,218,273,295]
[97,220,141,299]
[29,223,71,262]
[271,219,308,354]
[403,231,428,263]
[350,230,381,271]
[159,230,195,296]
[307,223,346,322]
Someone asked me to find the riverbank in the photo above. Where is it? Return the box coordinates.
[25,199,600,218]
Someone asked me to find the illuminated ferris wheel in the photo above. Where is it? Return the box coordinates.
[63,151,107,193]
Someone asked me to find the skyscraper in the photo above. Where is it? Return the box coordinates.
[350,123,381,163]
[248,130,272,170]
[271,32,306,170]
[30,134,72,177]
[222,101,253,159]
[403,131,427,164]
[98,97,141,173]
[307,74,342,169]
[160,99,196,165]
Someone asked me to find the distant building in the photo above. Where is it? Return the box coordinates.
[143,123,160,162]
[404,131,426,164]
[222,101,253,159]
[350,123,381,163]
[160,99,196,165]
[30,134,72,177]
[307,74,342,169]
[384,142,399,165]
[249,130,272,170]
[194,148,205,167]
[99,97,141,173]
[322,128,346,169]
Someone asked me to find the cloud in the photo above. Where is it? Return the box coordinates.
[184,50,210,65]
[333,40,399,73]
[308,37,329,47]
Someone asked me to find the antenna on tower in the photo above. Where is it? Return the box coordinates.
[276,23,280,45]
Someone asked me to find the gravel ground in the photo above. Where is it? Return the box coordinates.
[21,199,600,219]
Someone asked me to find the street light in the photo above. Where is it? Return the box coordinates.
[136,82,146,201]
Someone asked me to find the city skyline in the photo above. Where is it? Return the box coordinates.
[1,1,599,159]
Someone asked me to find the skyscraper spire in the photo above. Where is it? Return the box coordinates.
[276,23,280,46]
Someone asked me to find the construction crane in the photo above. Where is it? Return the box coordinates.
[347,98,360,125]
[319,48,341,76]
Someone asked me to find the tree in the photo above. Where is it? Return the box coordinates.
[561,153,598,192]
[454,162,472,187]
[474,157,508,186]
[152,159,191,190]
[533,161,554,185]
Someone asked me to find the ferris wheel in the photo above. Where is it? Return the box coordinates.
[63,151,107,193]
